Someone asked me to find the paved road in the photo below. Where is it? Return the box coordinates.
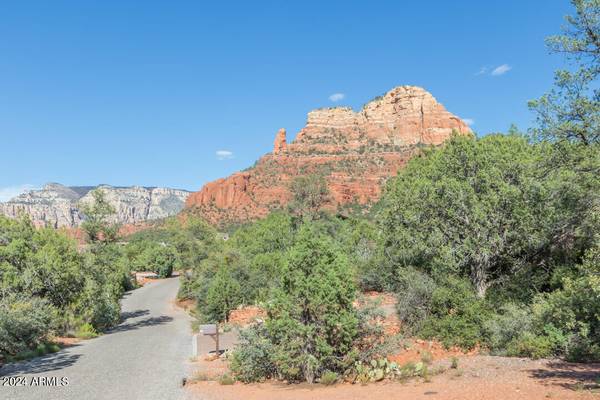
[1,278,193,400]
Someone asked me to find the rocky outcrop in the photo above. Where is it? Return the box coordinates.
[0,183,190,228]
[185,86,471,225]
[273,128,287,154]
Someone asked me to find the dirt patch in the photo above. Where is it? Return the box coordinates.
[361,291,397,306]
[51,337,82,347]
[175,298,196,312]
[228,306,266,327]
[189,356,231,381]
[388,339,477,365]
[186,356,600,400]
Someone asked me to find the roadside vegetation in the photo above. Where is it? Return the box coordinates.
[180,0,600,384]
[0,189,199,362]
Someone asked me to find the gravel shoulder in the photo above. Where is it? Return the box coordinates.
[1,277,193,400]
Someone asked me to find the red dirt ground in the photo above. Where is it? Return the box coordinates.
[228,306,266,326]
[52,337,82,347]
[388,339,478,365]
[187,356,600,400]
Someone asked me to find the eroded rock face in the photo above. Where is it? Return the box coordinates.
[0,183,190,228]
[185,86,471,225]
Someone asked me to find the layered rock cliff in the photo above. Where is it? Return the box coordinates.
[0,183,190,228]
[185,86,471,225]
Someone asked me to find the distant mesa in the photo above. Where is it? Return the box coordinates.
[0,183,190,228]
[185,85,471,225]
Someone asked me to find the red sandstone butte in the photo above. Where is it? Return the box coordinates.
[185,86,471,225]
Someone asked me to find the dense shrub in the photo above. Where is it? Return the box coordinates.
[147,244,177,278]
[0,296,54,356]
[483,303,533,354]
[319,371,339,385]
[202,265,243,322]
[265,225,359,383]
[530,256,600,361]
[229,324,276,383]
[181,212,297,320]
[218,373,235,385]
[0,213,132,358]
[75,322,98,339]
[418,278,489,349]
[395,268,437,335]
[230,224,360,384]
[506,332,555,359]
[127,216,218,273]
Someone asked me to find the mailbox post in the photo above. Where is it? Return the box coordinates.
[200,323,220,355]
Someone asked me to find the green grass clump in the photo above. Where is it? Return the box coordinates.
[6,342,62,363]
[75,323,98,339]
[420,350,433,365]
[218,374,235,385]
[34,343,60,356]
[450,356,459,369]
[191,371,213,382]
[320,371,338,385]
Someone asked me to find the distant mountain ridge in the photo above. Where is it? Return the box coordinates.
[0,183,191,228]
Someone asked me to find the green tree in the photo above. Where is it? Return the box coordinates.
[232,212,294,256]
[380,134,548,297]
[132,242,177,278]
[25,228,86,308]
[289,175,330,220]
[203,264,243,322]
[0,216,86,310]
[265,224,358,383]
[418,278,490,349]
[80,189,120,243]
[528,0,599,273]
[0,215,125,353]
[529,0,599,145]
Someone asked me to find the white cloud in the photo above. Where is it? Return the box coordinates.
[491,64,512,76]
[475,66,488,76]
[215,150,234,160]
[0,184,37,202]
[463,118,475,126]
[328,93,345,102]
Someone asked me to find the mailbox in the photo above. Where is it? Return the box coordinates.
[200,324,217,335]
[199,323,220,355]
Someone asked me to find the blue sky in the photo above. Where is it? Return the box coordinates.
[0,1,573,199]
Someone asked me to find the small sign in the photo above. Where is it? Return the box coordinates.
[200,324,217,335]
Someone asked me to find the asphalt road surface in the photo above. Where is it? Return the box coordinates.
[1,277,193,400]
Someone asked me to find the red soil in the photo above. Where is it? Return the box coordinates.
[187,356,600,400]
[228,306,266,326]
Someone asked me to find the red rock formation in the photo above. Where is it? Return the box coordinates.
[273,128,287,154]
[185,86,471,225]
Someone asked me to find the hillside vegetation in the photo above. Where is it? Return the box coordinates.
[0,189,193,361]
[178,0,599,383]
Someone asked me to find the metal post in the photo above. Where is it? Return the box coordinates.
[215,322,219,355]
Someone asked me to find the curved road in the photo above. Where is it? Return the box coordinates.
[1,277,193,400]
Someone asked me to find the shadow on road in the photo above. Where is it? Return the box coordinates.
[108,315,174,333]
[1,351,82,377]
[120,309,150,322]
[527,361,600,391]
